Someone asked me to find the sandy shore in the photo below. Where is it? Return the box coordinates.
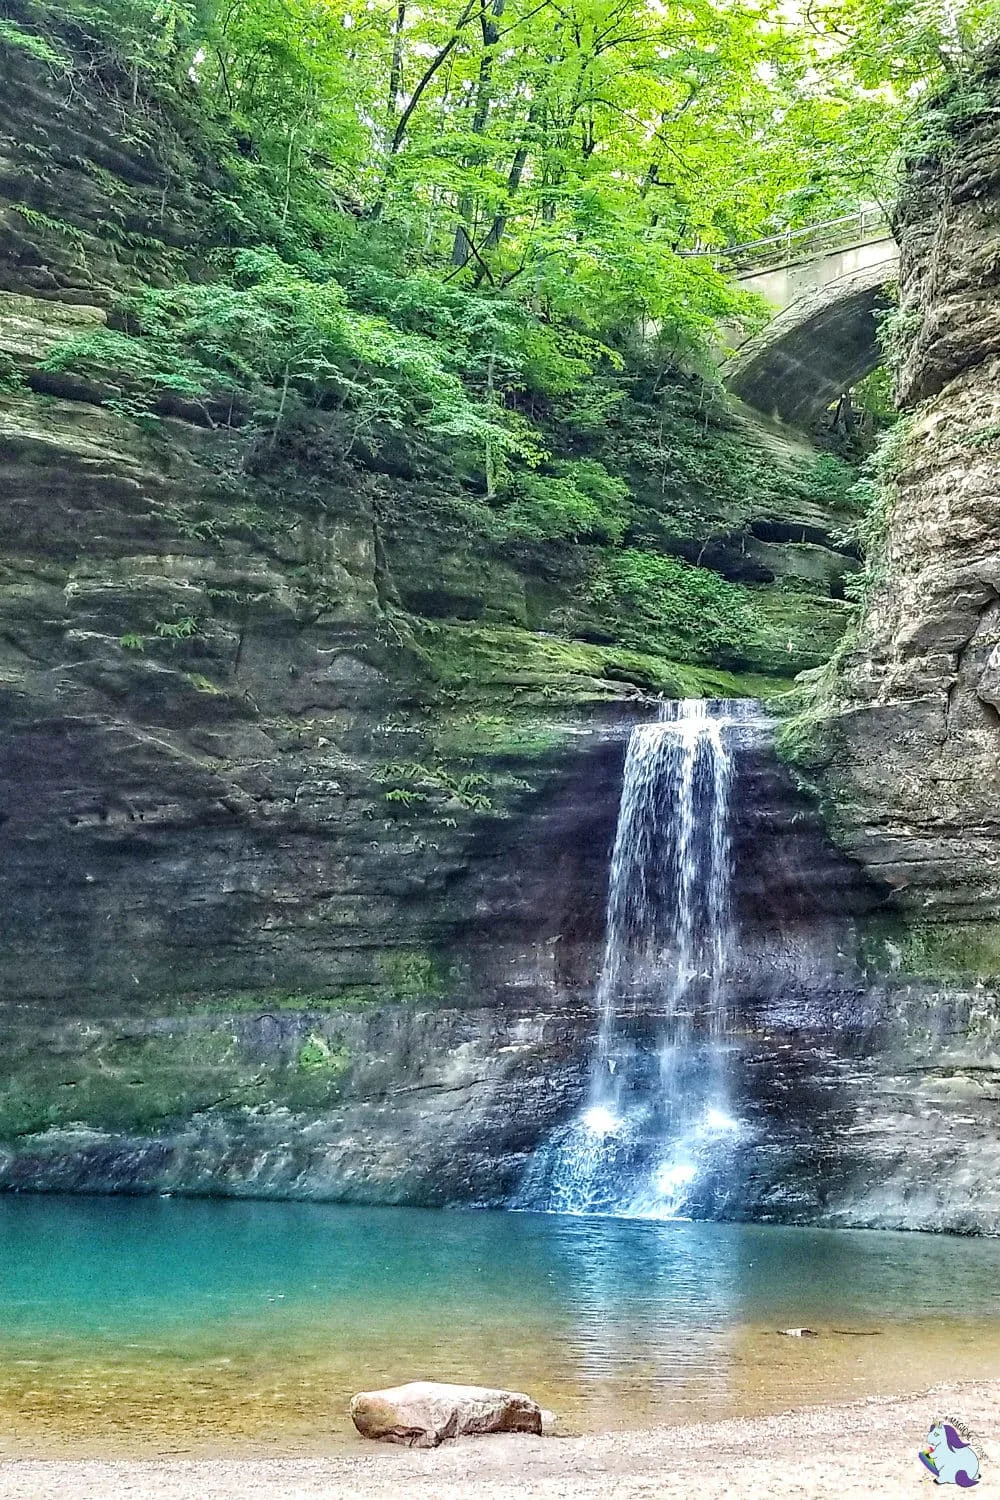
[0,1379,995,1499]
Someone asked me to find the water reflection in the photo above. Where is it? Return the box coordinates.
[0,1196,998,1454]
[539,1214,744,1420]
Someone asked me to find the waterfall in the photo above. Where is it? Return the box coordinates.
[517,698,762,1219]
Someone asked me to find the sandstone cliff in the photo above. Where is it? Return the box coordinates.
[808,47,1000,938]
[4,8,994,1227]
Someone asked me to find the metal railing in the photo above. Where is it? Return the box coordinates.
[681,206,892,272]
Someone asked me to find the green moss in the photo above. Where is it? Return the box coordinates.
[415,620,792,705]
[0,1029,265,1138]
[773,649,848,772]
[0,1013,365,1138]
[173,959,464,1014]
[862,918,1000,983]
[751,586,855,672]
[964,422,1000,452]
[376,949,463,1002]
[296,1034,350,1075]
[183,671,223,694]
[432,712,572,759]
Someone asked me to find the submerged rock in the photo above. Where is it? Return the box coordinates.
[350,1381,544,1446]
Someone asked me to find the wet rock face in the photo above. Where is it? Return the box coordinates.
[780,53,1000,1231]
[1,699,996,1232]
[713,981,1000,1235]
[818,48,1000,917]
[2,23,999,1231]
[0,1003,596,1207]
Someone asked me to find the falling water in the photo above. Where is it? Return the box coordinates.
[517,699,762,1219]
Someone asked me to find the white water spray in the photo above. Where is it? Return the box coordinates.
[518,699,762,1218]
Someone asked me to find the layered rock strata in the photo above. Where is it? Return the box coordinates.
[811,48,1000,922]
[5,17,999,1230]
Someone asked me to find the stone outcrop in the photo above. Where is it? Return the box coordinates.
[762,46,1000,1233]
[350,1382,543,1446]
[809,47,1000,925]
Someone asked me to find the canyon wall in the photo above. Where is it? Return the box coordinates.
[2,15,999,1228]
[774,46,1000,1231]
[810,48,1000,931]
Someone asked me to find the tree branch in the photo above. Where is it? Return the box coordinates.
[389,0,480,154]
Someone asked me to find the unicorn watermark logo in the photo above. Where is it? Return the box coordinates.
[919,1417,982,1487]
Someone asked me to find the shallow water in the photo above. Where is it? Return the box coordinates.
[0,1194,998,1456]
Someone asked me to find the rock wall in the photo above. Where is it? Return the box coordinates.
[766,45,1000,1232]
[6,713,997,1234]
[1,717,923,1224]
[807,48,1000,923]
[5,12,995,1228]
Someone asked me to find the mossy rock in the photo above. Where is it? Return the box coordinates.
[415,620,792,705]
[862,917,1000,983]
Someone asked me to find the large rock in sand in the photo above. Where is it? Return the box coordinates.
[350,1381,544,1447]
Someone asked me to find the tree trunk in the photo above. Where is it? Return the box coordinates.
[387,1,406,122]
[451,0,506,268]
[473,97,542,282]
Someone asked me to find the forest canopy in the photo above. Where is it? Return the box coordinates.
[16,0,998,338]
[5,0,998,541]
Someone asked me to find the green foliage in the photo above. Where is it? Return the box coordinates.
[841,417,913,605]
[0,353,25,393]
[852,365,898,429]
[804,0,998,184]
[41,325,221,421]
[374,760,493,812]
[17,0,952,367]
[799,453,859,508]
[878,304,923,361]
[154,615,199,640]
[584,379,861,550]
[44,251,551,471]
[965,422,1000,451]
[14,205,86,248]
[590,550,770,663]
[14,0,982,702]
[499,460,629,544]
[0,17,69,67]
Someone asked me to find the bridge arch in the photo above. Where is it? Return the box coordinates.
[701,213,899,426]
[725,260,896,425]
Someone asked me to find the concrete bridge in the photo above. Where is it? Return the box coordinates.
[702,211,900,426]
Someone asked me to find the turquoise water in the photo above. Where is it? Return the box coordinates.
[0,1194,999,1454]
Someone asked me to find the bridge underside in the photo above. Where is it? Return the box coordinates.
[725,263,894,426]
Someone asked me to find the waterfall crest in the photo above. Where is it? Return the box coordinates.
[518,698,764,1219]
